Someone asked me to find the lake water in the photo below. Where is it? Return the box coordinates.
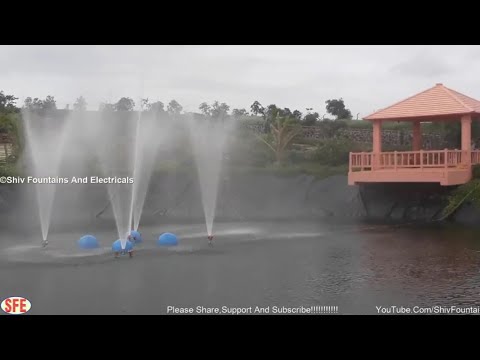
[1,220,480,315]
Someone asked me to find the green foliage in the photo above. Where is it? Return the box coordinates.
[24,95,57,112]
[0,163,19,177]
[232,108,249,118]
[302,112,319,126]
[199,101,230,120]
[250,101,265,117]
[230,163,347,179]
[256,115,302,164]
[229,131,275,166]
[473,165,480,179]
[313,137,366,166]
[167,100,183,115]
[0,113,22,155]
[0,91,19,113]
[99,102,115,112]
[0,113,18,134]
[73,96,87,111]
[443,179,480,219]
[114,97,135,111]
[316,119,348,137]
[325,98,352,120]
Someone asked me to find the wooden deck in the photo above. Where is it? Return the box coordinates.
[348,149,480,186]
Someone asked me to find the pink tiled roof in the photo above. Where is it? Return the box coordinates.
[365,84,480,121]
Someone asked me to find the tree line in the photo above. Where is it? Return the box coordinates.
[1,90,353,121]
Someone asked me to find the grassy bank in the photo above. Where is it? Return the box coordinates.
[227,163,348,179]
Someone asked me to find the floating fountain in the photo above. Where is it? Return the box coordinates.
[22,109,72,243]
[186,115,233,242]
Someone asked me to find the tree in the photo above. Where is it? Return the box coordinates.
[151,101,165,113]
[280,108,292,117]
[198,101,230,121]
[250,101,265,117]
[292,110,303,121]
[211,101,230,120]
[256,114,302,165]
[232,108,249,118]
[325,98,352,120]
[23,96,56,112]
[303,112,319,126]
[99,102,115,112]
[142,98,165,114]
[199,102,211,116]
[167,100,183,116]
[144,100,165,116]
[265,104,279,119]
[73,96,87,111]
[114,97,135,111]
[43,95,57,111]
[0,91,18,113]
[141,98,150,110]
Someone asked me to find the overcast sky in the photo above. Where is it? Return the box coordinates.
[1,45,479,118]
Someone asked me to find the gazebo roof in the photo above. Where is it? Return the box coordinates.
[364,83,480,121]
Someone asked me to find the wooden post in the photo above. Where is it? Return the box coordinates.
[372,120,382,170]
[412,121,421,151]
[461,115,472,165]
[372,120,382,153]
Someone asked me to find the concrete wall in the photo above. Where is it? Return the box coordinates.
[244,123,449,149]
[0,171,478,235]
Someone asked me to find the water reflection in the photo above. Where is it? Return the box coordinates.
[360,224,480,308]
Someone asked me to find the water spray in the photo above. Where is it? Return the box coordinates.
[129,97,143,233]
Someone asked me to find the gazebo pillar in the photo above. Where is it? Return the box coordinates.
[412,121,422,151]
[461,114,472,165]
[372,120,382,169]
[372,120,382,153]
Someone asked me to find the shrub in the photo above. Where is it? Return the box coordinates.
[313,137,367,166]
[0,163,19,177]
[473,165,480,179]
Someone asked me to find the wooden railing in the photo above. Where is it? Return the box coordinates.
[350,150,480,171]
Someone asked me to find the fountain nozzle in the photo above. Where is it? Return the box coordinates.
[207,235,213,246]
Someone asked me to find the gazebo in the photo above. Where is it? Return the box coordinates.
[348,83,480,186]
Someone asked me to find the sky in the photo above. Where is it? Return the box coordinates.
[1,45,480,118]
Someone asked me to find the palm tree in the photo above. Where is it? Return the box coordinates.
[256,115,302,165]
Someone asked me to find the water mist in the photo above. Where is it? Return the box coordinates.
[187,116,233,238]
[130,111,171,232]
[22,110,71,241]
[93,110,137,249]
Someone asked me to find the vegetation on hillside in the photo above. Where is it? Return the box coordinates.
[0,89,463,182]
[442,165,480,220]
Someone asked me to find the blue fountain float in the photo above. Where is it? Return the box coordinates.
[157,232,178,246]
[128,230,143,244]
[112,239,134,252]
[78,235,100,249]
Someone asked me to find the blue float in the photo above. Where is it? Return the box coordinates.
[78,235,99,249]
[129,230,142,244]
[112,239,134,252]
[157,232,178,246]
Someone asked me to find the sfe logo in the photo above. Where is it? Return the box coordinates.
[1,297,32,314]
